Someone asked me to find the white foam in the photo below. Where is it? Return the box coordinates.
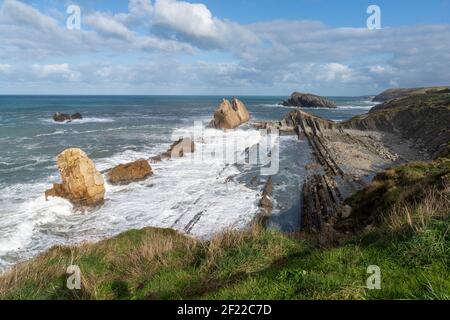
[0,124,264,271]
[42,117,115,124]
[336,105,374,110]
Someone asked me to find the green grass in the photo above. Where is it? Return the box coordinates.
[1,157,449,300]
[1,213,449,300]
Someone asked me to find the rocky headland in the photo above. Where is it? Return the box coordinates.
[372,86,449,102]
[256,88,450,245]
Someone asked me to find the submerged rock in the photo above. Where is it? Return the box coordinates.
[53,112,83,122]
[107,159,153,185]
[212,98,250,129]
[282,92,336,108]
[45,148,105,206]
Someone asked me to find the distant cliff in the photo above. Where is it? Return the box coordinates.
[372,86,449,102]
[344,92,450,158]
[282,92,337,108]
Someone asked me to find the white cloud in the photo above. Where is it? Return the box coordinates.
[0,0,450,95]
[84,12,133,40]
[32,64,80,81]
[151,0,259,49]
[0,64,11,73]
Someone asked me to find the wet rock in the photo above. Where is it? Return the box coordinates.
[53,112,71,122]
[148,155,162,163]
[107,159,153,185]
[71,112,82,120]
[52,112,83,122]
[164,138,195,158]
[45,148,105,206]
[212,98,250,129]
[254,177,273,227]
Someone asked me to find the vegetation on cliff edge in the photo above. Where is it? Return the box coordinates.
[1,157,449,300]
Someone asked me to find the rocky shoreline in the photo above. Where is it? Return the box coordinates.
[255,89,450,245]
[40,89,450,247]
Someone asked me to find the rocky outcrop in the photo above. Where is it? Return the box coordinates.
[107,159,153,185]
[212,98,250,129]
[372,86,449,102]
[344,93,450,158]
[282,92,336,108]
[53,112,83,122]
[45,148,105,206]
[252,177,273,227]
[163,138,195,158]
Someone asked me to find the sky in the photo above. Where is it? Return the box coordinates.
[0,0,449,95]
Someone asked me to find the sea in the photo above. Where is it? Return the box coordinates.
[0,95,376,271]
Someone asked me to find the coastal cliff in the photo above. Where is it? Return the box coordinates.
[344,92,450,158]
[372,86,449,102]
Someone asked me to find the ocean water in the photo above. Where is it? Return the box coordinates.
[0,95,375,271]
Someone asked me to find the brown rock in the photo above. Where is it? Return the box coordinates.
[213,98,250,129]
[45,148,105,206]
[164,138,195,158]
[107,159,153,185]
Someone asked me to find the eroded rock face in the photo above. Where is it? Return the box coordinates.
[213,98,250,129]
[45,148,105,206]
[107,159,153,185]
[282,92,336,108]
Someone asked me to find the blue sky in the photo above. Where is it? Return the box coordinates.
[0,0,449,95]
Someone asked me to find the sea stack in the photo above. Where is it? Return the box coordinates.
[282,92,336,108]
[212,98,250,129]
[45,148,105,206]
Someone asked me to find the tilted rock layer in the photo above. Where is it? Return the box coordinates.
[213,98,250,129]
[107,159,153,185]
[45,148,105,206]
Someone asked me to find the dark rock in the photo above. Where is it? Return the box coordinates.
[52,112,83,122]
[53,112,72,122]
[71,112,83,120]
[282,92,336,108]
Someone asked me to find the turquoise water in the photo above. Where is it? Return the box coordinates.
[0,95,375,271]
